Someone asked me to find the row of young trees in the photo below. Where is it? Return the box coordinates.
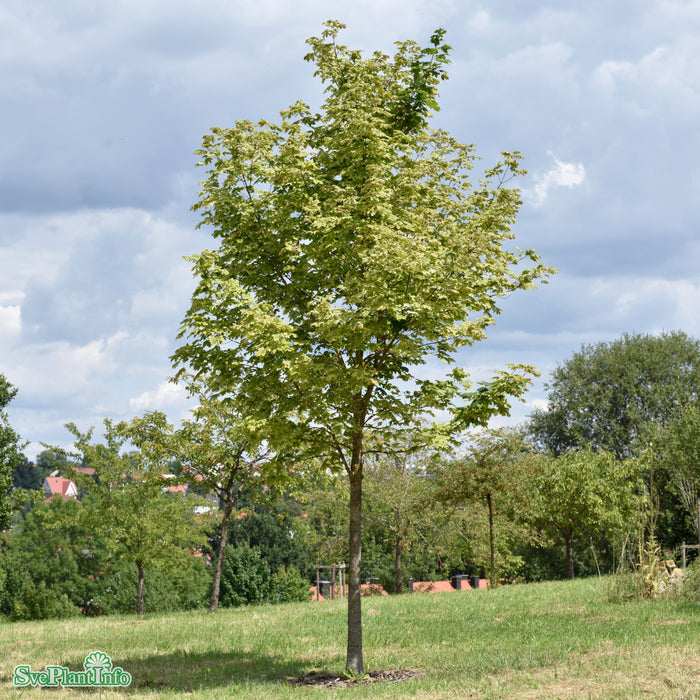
[3,329,700,621]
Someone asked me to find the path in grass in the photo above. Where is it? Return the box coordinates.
[0,577,698,698]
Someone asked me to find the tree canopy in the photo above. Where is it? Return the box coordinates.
[656,403,700,546]
[0,373,24,529]
[64,420,214,615]
[529,331,700,459]
[525,449,640,579]
[173,21,553,673]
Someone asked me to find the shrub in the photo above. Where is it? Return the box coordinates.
[270,565,311,603]
[0,558,80,621]
[219,545,272,607]
[94,556,211,615]
[678,559,700,602]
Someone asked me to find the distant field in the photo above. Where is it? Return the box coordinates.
[1,577,699,699]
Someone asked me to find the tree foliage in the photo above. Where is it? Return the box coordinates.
[9,496,108,613]
[0,374,24,529]
[529,331,700,459]
[525,449,641,579]
[172,21,553,672]
[63,420,214,615]
[656,403,700,546]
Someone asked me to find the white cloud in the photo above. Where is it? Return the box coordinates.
[527,398,549,411]
[529,156,586,207]
[590,278,700,337]
[6,332,129,410]
[0,305,21,336]
[130,381,189,413]
[591,37,700,114]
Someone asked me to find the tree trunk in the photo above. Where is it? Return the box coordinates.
[486,492,495,587]
[394,510,403,594]
[136,561,145,615]
[564,529,575,579]
[346,460,364,674]
[209,496,235,612]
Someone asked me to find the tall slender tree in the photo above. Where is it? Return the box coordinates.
[125,396,298,612]
[173,22,553,672]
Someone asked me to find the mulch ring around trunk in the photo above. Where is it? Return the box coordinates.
[289,669,422,688]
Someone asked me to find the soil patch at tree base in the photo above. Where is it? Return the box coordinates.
[290,669,422,688]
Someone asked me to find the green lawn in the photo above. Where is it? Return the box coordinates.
[1,577,698,698]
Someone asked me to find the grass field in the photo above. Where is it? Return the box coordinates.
[1,576,699,699]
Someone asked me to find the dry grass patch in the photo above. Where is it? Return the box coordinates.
[489,642,700,699]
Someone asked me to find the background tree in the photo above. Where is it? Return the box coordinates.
[35,448,72,477]
[529,331,700,460]
[0,374,24,529]
[297,471,350,567]
[132,396,293,613]
[8,496,108,614]
[93,554,211,615]
[173,22,553,673]
[226,495,314,581]
[12,457,45,491]
[65,420,214,615]
[656,403,700,550]
[435,428,535,586]
[525,449,640,579]
[364,440,444,594]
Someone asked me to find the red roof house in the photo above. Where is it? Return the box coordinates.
[42,477,78,502]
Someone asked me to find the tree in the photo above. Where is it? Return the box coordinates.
[128,396,293,613]
[12,457,43,491]
[226,496,314,580]
[64,420,214,615]
[172,22,553,673]
[529,331,700,460]
[173,399,287,613]
[526,449,640,579]
[657,403,700,549]
[35,448,72,476]
[0,374,24,529]
[364,438,444,594]
[435,428,535,586]
[8,496,108,614]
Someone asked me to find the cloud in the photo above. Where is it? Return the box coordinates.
[528,156,586,208]
[0,305,21,337]
[527,398,549,411]
[129,381,189,414]
[591,36,700,108]
[9,332,128,404]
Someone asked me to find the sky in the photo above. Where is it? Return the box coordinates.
[2,0,699,459]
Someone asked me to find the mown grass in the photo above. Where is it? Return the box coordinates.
[0,576,699,698]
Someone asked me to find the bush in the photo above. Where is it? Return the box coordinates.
[0,556,80,621]
[219,545,272,607]
[270,565,311,603]
[94,555,211,615]
[679,559,700,602]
